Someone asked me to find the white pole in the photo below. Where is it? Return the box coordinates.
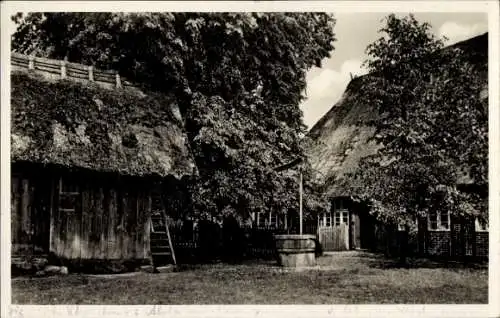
[299,170,303,235]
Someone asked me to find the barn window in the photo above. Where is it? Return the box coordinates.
[475,218,488,232]
[58,177,81,235]
[59,177,80,211]
[428,211,450,231]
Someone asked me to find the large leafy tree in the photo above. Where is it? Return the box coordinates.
[338,14,487,226]
[12,12,335,220]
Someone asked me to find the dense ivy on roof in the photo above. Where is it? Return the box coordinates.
[11,71,195,179]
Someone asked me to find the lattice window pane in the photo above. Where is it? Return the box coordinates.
[59,194,78,210]
[428,212,438,230]
[440,211,450,229]
[257,212,266,228]
[342,211,348,224]
[319,213,325,227]
[326,215,332,227]
[270,214,278,228]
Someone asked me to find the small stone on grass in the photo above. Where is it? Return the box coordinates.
[155,265,175,273]
[139,265,154,273]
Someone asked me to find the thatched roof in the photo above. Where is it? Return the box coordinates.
[307,33,488,197]
[11,69,197,180]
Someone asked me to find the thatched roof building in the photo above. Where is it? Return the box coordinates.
[11,69,196,180]
[307,33,488,198]
[10,55,197,272]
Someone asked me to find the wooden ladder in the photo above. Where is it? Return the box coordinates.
[150,213,177,267]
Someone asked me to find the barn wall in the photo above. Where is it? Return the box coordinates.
[50,172,153,262]
[11,168,51,256]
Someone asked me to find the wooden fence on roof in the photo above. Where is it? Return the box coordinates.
[11,52,137,90]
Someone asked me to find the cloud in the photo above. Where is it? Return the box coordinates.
[301,59,367,129]
[438,21,488,45]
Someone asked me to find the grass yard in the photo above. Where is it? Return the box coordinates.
[11,251,487,304]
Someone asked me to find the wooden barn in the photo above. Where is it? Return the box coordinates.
[307,33,488,257]
[10,54,197,272]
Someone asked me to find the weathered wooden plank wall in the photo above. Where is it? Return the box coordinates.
[12,165,153,262]
[11,171,51,255]
[318,224,349,251]
[50,176,153,261]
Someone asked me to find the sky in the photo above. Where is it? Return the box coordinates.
[300,12,488,129]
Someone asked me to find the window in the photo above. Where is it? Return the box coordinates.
[428,211,450,231]
[342,212,349,225]
[257,212,266,228]
[475,218,488,232]
[256,211,278,228]
[333,210,349,226]
[333,200,349,226]
[319,212,332,227]
[334,212,341,226]
[270,213,278,228]
[59,178,80,212]
[58,177,81,234]
[439,211,450,230]
[325,214,332,227]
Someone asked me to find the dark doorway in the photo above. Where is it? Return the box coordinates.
[357,204,376,250]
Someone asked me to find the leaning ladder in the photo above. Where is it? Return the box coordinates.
[150,212,177,266]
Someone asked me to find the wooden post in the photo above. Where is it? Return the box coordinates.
[28,55,35,70]
[49,177,55,255]
[21,179,30,236]
[115,73,122,89]
[88,66,94,81]
[299,170,303,235]
[61,59,67,79]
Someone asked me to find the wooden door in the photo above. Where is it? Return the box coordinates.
[53,176,82,259]
[451,216,475,258]
[317,200,351,251]
[318,224,349,251]
[11,173,51,255]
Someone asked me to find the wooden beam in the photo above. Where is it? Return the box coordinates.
[299,171,303,235]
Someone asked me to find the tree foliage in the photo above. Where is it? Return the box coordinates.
[12,12,336,219]
[338,14,488,224]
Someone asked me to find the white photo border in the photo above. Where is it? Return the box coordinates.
[1,1,498,317]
